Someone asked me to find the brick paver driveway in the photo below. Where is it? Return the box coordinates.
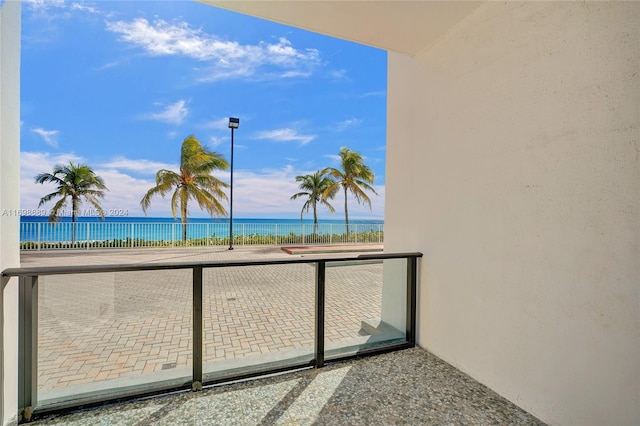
[22,247,387,397]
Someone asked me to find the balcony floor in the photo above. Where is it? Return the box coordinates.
[31,347,545,425]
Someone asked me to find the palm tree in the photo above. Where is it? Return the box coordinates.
[35,162,108,243]
[140,135,229,242]
[290,171,336,234]
[322,147,377,235]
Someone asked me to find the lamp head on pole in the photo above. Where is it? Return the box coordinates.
[228,117,240,129]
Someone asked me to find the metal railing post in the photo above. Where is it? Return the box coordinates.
[315,261,326,368]
[406,256,418,346]
[192,267,203,390]
[18,275,38,422]
[37,223,41,251]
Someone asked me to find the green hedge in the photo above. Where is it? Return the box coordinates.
[20,230,383,250]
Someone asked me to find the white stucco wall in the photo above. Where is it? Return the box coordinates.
[0,1,21,424]
[385,2,639,425]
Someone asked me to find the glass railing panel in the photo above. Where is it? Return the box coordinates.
[202,264,315,382]
[324,258,408,361]
[36,269,192,408]
[8,252,417,418]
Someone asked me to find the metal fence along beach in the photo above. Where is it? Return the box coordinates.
[20,220,384,250]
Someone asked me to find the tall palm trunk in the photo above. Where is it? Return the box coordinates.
[313,200,318,234]
[182,217,188,242]
[71,196,78,244]
[181,193,188,242]
[343,186,349,235]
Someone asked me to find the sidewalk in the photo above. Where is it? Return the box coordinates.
[21,245,295,267]
[280,244,382,255]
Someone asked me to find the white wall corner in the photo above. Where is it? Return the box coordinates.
[385,1,639,425]
[1,0,21,424]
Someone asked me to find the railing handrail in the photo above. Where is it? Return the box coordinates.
[2,252,423,278]
[9,250,421,422]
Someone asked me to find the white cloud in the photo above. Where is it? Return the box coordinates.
[106,18,226,60]
[22,152,166,217]
[232,166,384,219]
[92,168,160,216]
[224,163,384,219]
[329,69,347,80]
[106,18,321,81]
[204,117,232,130]
[335,117,362,131]
[360,90,386,98]
[94,60,121,71]
[32,128,60,148]
[323,154,341,164]
[25,0,108,19]
[210,136,226,148]
[22,151,84,172]
[347,184,385,220]
[280,70,311,78]
[21,151,85,210]
[24,0,65,12]
[101,157,177,175]
[25,0,101,14]
[142,100,189,125]
[230,167,303,216]
[69,3,100,14]
[255,128,316,145]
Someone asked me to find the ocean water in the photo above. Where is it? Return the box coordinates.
[19,216,383,243]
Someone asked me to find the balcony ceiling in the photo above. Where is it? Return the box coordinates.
[200,1,483,56]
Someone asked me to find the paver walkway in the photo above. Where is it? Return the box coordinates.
[280,244,382,254]
[21,246,388,399]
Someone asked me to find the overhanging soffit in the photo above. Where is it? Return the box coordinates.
[200,1,483,56]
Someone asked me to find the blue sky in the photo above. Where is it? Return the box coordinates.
[20,0,387,219]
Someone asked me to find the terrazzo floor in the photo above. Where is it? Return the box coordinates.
[30,347,546,425]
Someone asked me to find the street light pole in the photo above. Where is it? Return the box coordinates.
[228,117,239,250]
